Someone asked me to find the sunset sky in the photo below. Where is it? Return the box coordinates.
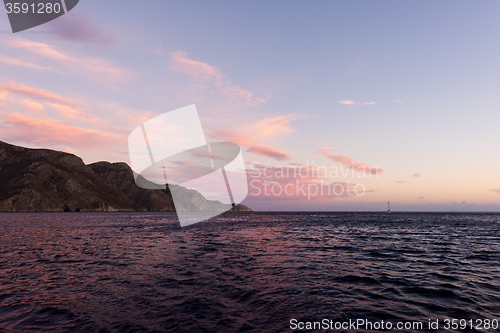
[1,1,499,211]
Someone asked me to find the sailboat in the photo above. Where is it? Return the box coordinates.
[387,198,391,214]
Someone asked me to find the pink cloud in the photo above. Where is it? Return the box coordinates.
[395,180,407,184]
[7,37,132,82]
[207,128,256,146]
[169,51,267,106]
[247,146,292,161]
[9,37,68,60]
[47,103,102,125]
[316,144,334,155]
[339,100,376,105]
[412,173,422,177]
[0,82,102,124]
[0,55,56,71]
[316,147,385,175]
[170,51,221,81]
[21,100,44,111]
[208,127,293,162]
[250,115,295,137]
[339,100,356,105]
[1,112,123,148]
[0,82,77,106]
[490,189,500,193]
[289,162,303,166]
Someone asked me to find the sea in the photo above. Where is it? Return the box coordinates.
[0,212,499,332]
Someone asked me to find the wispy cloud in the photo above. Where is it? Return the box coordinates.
[0,82,101,124]
[490,189,500,194]
[6,37,132,82]
[411,173,422,178]
[169,51,268,106]
[316,145,385,175]
[416,196,424,199]
[207,127,292,162]
[207,113,297,162]
[1,112,123,148]
[395,180,407,183]
[8,38,68,59]
[0,82,79,106]
[250,115,295,137]
[339,100,376,105]
[316,144,334,156]
[393,99,404,104]
[170,51,220,80]
[247,146,292,161]
[0,55,56,71]
[207,128,256,147]
[20,100,44,112]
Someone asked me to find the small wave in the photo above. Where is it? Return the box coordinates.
[335,275,381,285]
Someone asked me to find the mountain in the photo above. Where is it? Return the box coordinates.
[0,141,142,212]
[0,141,252,212]
[88,161,176,211]
[88,161,252,212]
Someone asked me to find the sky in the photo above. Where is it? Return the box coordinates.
[0,1,499,211]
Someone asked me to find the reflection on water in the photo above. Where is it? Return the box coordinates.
[0,212,499,332]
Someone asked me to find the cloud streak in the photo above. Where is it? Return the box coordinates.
[0,55,56,71]
[339,100,376,105]
[1,112,123,148]
[0,82,101,124]
[207,125,294,162]
[0,82,79,106]
[247,146,292,161]
[316,145,385,175]
[250,115,296,137]
[208,128,256,147]
[170,51,267,106]
[6,37,132,82]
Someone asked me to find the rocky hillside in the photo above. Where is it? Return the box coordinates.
[0,141,252,212]
[88,161,176,211]
[89,161,252,212]
[0,141,142,212]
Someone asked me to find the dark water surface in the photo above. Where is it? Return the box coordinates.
[0,212,499,332]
